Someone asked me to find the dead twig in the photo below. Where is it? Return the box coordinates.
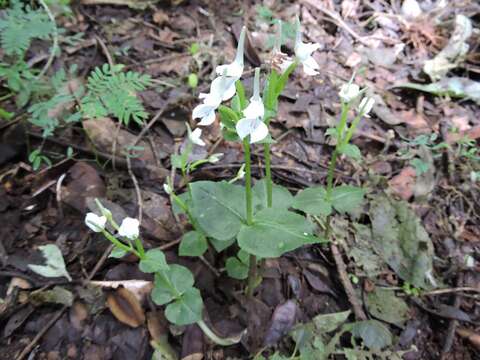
[330,243,367,320]
[16,306,68,360]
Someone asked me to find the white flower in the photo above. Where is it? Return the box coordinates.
[243,68,264,120]
[192,73,237,126]
[339,83,361,102]
[215,26,246,78]
[358,97,375,117]
[163,183,172,195]
[236,68,268,144]
[208,153,223,163]
[294,18,320,76]
[236,118,269,144]
[118,217,140,239]
[188,127,206,146]
[85,213,107,232]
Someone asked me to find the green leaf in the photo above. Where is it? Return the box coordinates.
[189,181,246,241]
[370,195,435,288]
[365,288,409,326]
[235,80,247,110]
[179,231,207,257]
[109,247,127,258]
[151,265,194,305]
[338,143,362,160]
[252,179,293,213]
[312,310,351,333]
[139,248,169,273]
[218,105,238,129]
[28,244,72,281]
[209,237,236,253]
[165,287,203,325]
[351,320,392,351]
[292,187,332,216]
[238,208,325,258]
[331,185,365,213]
[226,251,249,280]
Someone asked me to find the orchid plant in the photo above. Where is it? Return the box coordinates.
[83,17,375,347]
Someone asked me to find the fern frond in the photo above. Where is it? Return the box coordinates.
[0,0,55,56]
[81,64,152,125]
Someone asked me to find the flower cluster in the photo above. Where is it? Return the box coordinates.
[338,83,375,117]
[191,18,321,144]
[85,208,140,240]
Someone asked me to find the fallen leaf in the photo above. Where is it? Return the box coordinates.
[457,328,480,350]
[28,244,72,281]
[264,300,298,346]
[90,280,153,303]
[365,288,410,325]
[30,286,74,306]
[389,167,416,200]
[106,286,146,328]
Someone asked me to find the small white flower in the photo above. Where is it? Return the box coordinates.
[118,217,140,239]
[339,83,361,102]
[294,18,321,76]
[236,118,269,144]
[243,68,264,120]
[208,153,223,163]
[188,127,206,146]
[85,213,107,232]
[358,97,375,117]
[215,26,246,78]
[192,97,219,126]
[163,183,172,195]
[271,20,295,74]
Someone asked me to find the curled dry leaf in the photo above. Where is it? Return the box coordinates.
[388,167,416,200]
[457,328,480,350]
[264,300,298,346]
[106,286,146,328]
[90,280,153,303]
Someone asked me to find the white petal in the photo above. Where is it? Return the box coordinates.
[215,62,243,78]
[302,56,320,76]
[243,98,264,119]
[163,183,172,194]
[236,118,269,143]
[210,75,237,101]
[197,110,217,126]
[118,217,140,239]
[339,84,360,102]
[358,97,375,117]
[85,213,106,232]
[189,128,206,146]
[278,57,294,73]
[295,42,321,62]
[192,103,215,120]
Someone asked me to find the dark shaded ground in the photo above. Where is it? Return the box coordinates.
[1,0,480,359]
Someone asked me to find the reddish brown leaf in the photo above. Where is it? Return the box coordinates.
[106,287,145,328]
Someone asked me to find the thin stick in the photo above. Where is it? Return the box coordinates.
[330,243,367,320]
[16,306,67,360]
[37,0,58,78]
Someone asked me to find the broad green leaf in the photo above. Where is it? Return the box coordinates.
[28,244,72,281]
[218,105,238,129]
[292,187,332,216]
[189,181,246,241]
[365,288,409,326]
[351,320,392,351]
[165,287,203,325]
[209,237,236,253]
[139,248,169,273]
[151,265,194,305]
[252,179,293,213]
[331,185,365,213]
[312,310,351,333]
[238,208,325,258]
[179,231,207,257]
[370,195,435,288]
[226,251,249,280]
[109,247,127,258]
[338,143,362,160]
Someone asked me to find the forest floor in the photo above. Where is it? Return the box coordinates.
[0,0,479,359]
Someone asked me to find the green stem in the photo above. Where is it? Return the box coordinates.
[326,149,339,199]
[263,143,273,207]
[102,230,139,257]
[243,138,257,298]
[196,319,244,346]
[134,237,145,259]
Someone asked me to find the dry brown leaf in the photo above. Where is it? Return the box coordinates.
[90,280,153,303]
[106,287,145,328]
[457,328,480,349]
[388,167,416,200]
